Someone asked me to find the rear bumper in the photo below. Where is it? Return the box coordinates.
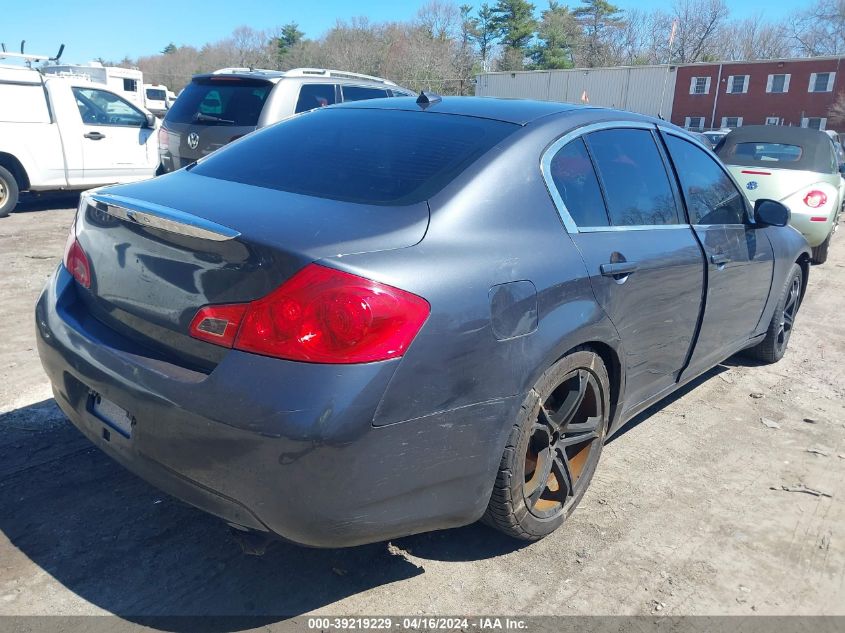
[36,266,517,547]
[790,210,835,247]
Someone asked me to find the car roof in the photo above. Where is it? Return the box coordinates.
[190,67,402,87]
[717,125,835,173]
[722,124,831,145]
[330,96,595,125]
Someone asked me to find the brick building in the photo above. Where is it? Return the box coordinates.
[671,57,843,131]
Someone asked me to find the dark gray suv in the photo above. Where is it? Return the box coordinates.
[158,67,413,172]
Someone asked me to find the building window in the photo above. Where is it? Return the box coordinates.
[808,72,835,93]
[766,74,790,93]
[689,76,711,95]
[684,116,705,131]
[802,117,827,130]
[122,78,138,93]
[721,117,743,128]
[765,117,780,125]
[726,75,749,94]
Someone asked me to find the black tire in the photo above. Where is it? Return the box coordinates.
[483,348,610,541]
[745,263,803,364]
[811,233,830,265]
[0,165,19,218]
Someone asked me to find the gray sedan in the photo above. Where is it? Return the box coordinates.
[36,96,810,547]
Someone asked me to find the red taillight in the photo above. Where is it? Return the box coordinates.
[158,126,169,151]
[62,235,91,288]
[803,190,827,208]
[810,216,828,222]
[189,264,430,364]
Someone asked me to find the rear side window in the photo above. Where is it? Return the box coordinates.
[295,84,336,113]
[665,134,747,225]
[165,79,272,126]
[342,85,390,102]
[731,142,803,163]
[548,138,609,227]
[191,108,517,205]
[585,128,680,226]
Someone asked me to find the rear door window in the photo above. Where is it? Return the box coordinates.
[165,79,272,126]
[665,134,747,225]
[342,85,390,102]
[585,128,681,226]
[295,84,336,113]
[548,138,609,227]
[191,108,517,205]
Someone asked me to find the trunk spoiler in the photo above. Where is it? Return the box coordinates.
[90,193,241,242]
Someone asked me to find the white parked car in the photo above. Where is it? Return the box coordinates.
[0,64,159,217]
[144,83,170,117]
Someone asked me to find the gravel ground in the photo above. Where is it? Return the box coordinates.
[0,195,843,622]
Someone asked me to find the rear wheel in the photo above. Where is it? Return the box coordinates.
[483,349,610,541]
[745,263,802,364]
[0,165,19,218]
[811,233,830,265]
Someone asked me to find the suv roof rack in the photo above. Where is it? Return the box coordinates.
[211,67,283,76]
[283,67,398,87]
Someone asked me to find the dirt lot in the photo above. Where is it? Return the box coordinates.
[1,196,843,622]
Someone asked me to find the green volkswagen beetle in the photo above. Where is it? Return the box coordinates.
[717,126,845,264]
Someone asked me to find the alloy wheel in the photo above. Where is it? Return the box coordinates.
[777,276,800,350]
[523,368,605,518]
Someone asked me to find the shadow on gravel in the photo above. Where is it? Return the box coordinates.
[607,364,728,444]
[7,192,81,214]
[0,399,523,631]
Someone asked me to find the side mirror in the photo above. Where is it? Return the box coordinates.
[754,199,790,227]
[838,163,845,176]
[144,112,157,128]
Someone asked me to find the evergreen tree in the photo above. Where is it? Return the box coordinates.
[492,0,537,69]
[531,1,579,68]
[572,0,624,67]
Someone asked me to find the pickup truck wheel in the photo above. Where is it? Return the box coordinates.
[811,233,830,265]
[744,263,802,364]
[483,349,610,541]
[0,165,20,218]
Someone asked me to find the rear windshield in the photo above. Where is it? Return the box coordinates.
[727,142,803,163]
[146,88,166,101]
[190,108,517,205]
[165,78,272,127]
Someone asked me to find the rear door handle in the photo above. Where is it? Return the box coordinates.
[710,253,731,266]
[600,261,639,277]
[84,131,105,140]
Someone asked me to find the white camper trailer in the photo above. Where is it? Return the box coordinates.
[43,62,144,106]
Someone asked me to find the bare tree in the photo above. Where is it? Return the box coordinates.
[670,0,729,63]
[790,0,845,56]
[718,15,794,61]
[416,0,461,40]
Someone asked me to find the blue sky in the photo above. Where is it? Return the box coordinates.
[3,0,801,65]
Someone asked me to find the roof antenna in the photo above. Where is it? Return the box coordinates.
[416,90,441,110]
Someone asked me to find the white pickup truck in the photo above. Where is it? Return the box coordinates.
[0,65,160,217]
